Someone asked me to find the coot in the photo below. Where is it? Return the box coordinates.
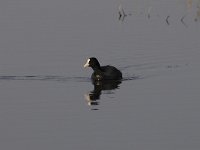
[84,57,122,81]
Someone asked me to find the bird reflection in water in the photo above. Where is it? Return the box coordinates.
[84,80,121,110]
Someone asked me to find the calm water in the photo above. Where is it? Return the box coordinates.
[0,0,200,149]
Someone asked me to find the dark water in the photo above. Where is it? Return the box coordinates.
[0,0,200,149]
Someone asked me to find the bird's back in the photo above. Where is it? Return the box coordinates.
[92,65,122,80]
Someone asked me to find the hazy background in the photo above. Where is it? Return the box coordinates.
[0,0,200,150]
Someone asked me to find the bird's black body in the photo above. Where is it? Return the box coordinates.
[91,65,122,81]
[84,57,122,81]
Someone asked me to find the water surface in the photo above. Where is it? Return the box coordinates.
[0,0,200,150]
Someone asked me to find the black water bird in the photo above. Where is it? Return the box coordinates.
[84,57,122,81]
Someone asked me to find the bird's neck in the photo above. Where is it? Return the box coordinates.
[92,66,102,72]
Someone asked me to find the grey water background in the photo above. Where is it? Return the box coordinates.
[0,0,200,149]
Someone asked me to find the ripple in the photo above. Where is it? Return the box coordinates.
[0,75,143,83]
[0,75,91,82]
[122,75,142,81]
